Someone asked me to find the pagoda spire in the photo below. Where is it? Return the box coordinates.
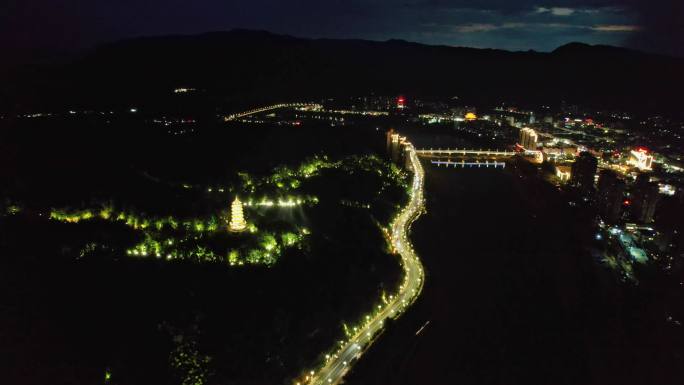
[229,196,247,232]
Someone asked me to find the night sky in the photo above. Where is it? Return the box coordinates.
[2,0,683,64]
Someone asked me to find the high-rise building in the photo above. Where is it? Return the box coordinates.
[597,169,617,196]
[404,145,413,171]
[519,127,538,150]
[519,127,527,148]
[596,170,626,223]
[229,197,247,232]
[571,152,598,194]
[390,133,401,164]
[631,175,660,223]
[672,202,684,274]
[386,128,395,156]
[387,130,411,169]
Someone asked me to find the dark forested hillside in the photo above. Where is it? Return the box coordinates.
[2,30,683,114]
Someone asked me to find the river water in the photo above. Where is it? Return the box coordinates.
[347,156,684,385]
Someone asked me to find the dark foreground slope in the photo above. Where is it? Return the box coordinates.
[3,30,683,114]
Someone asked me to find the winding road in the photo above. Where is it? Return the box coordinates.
[310,142,426,385]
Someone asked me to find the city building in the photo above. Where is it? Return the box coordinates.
[542,146,577,160]
[631,175,660,223]
[571,151,598,194]
[386,128,395,155]
[596,169,626,223]
[543,147,563,159]
[555,165,572,182]
[671,210,684,274]
[524,150,544,164]
[387,130,410,169]
[404,145,413,171]
[519,127,538,150]
[361,95,395,111]
[229,197,247,232]
[628,148,653,170]
[390,132,401,164]
[396,96,406,109]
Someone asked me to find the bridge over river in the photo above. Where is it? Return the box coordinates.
[416,148,517,169]
[415,148,516,157]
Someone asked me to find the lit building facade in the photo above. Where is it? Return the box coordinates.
[396,96,406,109]
[386,130,412,170]
[519,127,538,150]
[386,128,395,155]
[555,165,572,182]
[628,148,653,170]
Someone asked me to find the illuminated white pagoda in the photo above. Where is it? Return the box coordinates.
[228,197,247,232]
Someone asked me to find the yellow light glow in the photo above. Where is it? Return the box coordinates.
[228,197,247,232]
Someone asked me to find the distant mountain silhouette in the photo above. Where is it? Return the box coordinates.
[2,30,682,114]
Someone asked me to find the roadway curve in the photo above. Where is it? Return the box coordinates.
[310,143,426,385]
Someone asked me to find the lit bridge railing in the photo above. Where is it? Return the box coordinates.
[431,160,506,169]
[224,103,321,121]
[416,148,516,157]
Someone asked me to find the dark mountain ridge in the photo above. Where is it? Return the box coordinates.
[2,30,682,114]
